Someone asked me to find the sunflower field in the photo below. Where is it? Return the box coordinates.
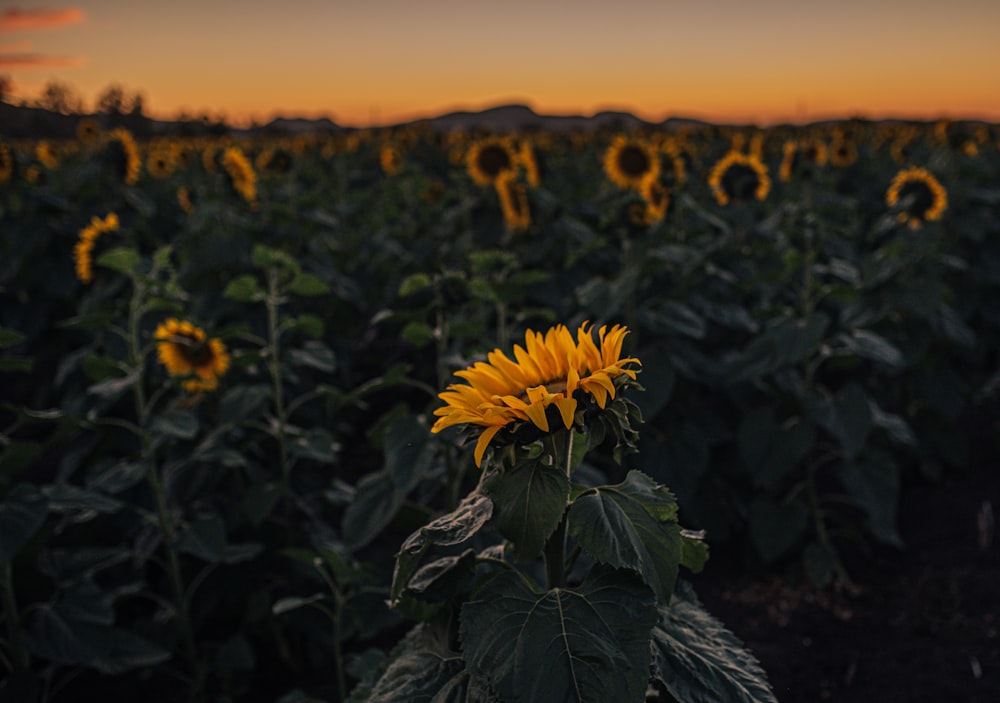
[1,115,998,702]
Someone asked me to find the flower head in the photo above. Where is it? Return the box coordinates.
[221,146,257,207]
[154,318,231,392]
[495,171,531,231]
[74,212,120,284]
[105,128,141,184]
[886,166,947,228]
[431,323,640,466]
[708,150,771,206]
[603,135,660,191]
[466,138,517,186]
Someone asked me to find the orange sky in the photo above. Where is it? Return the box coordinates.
[2,1,999,128]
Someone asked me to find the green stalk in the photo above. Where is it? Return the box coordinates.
[805,462,852,588]
[265,268,293,538]
[544,431,576,590]
[1,563,28,670]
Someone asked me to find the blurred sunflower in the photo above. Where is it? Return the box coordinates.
[886,166,947,229]
[465,138,517,186]
[105,128,141,184]
[176,185,197,214]
[708,150,771,206]
[221,146,257,207]
[828,134,857,167]
[0,142,13,183]
[495,171,531,231]
[431,322,640,466]
[778,139,826,182]
[76,117,101,144]
[73,212,120,284]
[379,144,403,175]
[257,148,293,175]
[603,135,660,191]
[147,144,177,179]
[639,172,669,224]
[154,318,231,393]
[517,141,541,187]
[35,140,58,169]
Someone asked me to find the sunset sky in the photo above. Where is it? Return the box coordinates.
[2,0,999,128]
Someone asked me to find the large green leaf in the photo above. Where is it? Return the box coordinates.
[738,409,815,488]
[460,567,657,703]
[765,311,829,364]
[836,449,902,547]
[343,471,404,552]
[0,483,49,564]
[803,383,873,459]
[650,581,777,703]
[390,492,494,605]
[481,458,569,561]
[567,470,682,602]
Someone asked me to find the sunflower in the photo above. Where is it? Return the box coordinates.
[778,139,827,182]
[603,135,660,191]
[431,323,640,466]
[0,142,13,183]
[154,318,231,393]
[257,148,293,175]
[103,128,141,184]
[827,134,857,167]
[517,141,541,187]
[494,171,531,231]
[885,166,947,229]
[35,140,58,169]
[639,172,669,224]
[74,212,120,284]
[76,117,101,144]
[379,144,403,175]
[146,144,177,179]
[176,185,197,214]
[707,150,771,206]
[465,137,517,186]
[221,145,257,207]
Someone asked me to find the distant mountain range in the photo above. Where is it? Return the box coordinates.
[0,100,965,140]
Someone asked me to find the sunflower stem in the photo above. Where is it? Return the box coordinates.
[544,430,576,590]
[266,268,293,541]
[1,562,28,670]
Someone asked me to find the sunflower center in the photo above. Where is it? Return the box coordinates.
[617,146,650,177]
[476,145,512,178]
[899,181,934,217]
[172,335,214,368]
[721,163,760,201]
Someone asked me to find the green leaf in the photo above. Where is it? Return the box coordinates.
[96,247,141,277]
[288,340,337,373]
[343,471,404,553]
[252,244,298,272]
[681,530,709,573]
[0,483,49,564]
[223,274,266,302]
[765,311,830,364]
[352,622,472,703]
[481,458,569,561]
[460,567,656,703]
[738,410,814,488]
[177,516,227,562]
[23,604,170,674]
[272,593,326,616]
[87,368,140,399]
[295,314,324,338]
[802,541,837,588]
[401,321,435,348]
[650,580,777,703]
[243,482,281,526]
[288,272,331,297]
[567,470,682,603]
[220,384,271,425]
[840,329,905,369]
[289,428,339,463]
[0,356,33,373]
[382,414,433,491]
[631,345,674,421]
[836,450,902,547]
[641,301,707,340]
[748,497,808,563]
[43,484,122,518]
[803,383,873,459]
[0,327,26,349]
[398,272,432,297]
[390,492,493,606]
[151,410,199,439]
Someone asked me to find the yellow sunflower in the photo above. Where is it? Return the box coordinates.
[379,144,403,175]
[828,134,857,167]
[465,138,517,186]
[778,139,827,182]
[431,323,640,466]
[517,141,541,187]
[494,171,531,231]
[76,117,101,144]
[221,146,257,207]
[146,144,177,179]
[74,212,120,284]
[639,172,669,224]
[105,128,141,184]
[154,318,231,393]
[885,166,947,229]
[35,140,58,169]
[603,135,660,191]
[176,185,196,214]
[0,142,13,183]
[708,150,771,206]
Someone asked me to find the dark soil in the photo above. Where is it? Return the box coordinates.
[690,460,1000,703]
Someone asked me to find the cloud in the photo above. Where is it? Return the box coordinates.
[0,53,85,68]
[0,8,84,33]
[0,39,32,53]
